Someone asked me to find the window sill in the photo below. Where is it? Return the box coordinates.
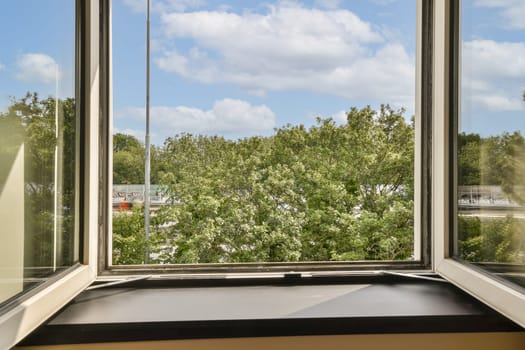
[20,278,523,346]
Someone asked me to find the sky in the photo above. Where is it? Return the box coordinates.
[460,0,525,136]
[112,0,416,143]
[0,0,524,143]
[0,1,75,110]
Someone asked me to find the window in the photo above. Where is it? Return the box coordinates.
[434,0,525,328]
[107,0,430,271]
[454,0,525,288]
[0,1,522,348]
[0,1,97,348]
[0,0,79,304]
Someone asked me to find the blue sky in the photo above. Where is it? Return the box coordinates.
[112,0,417,143]
[460,0,525,136]
[0,1,524,143]
[0,1,75,110]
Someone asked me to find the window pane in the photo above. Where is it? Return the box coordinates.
[0,1,78,304]
[112,0,417,265]
[456,1,525,288]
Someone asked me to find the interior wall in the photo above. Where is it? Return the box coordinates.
[16,332,525,350]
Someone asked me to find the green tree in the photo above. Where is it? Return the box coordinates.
[0,92,77,271]
[113,133,144,184]
[458,131,525,203]
[125,105,416,264]
[458,133,481,186]
[458,216,525,263]
[457,129,525,264]
[112,208,147,264]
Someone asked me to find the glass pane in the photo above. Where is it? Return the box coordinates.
[457,1,525,288]
[112,0,417,265]
[0,1,78,304]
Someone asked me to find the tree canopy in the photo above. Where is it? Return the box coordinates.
[3,93,522,267]
[0,92,78,269]
[113,106,525,265]
[113,105,416,263]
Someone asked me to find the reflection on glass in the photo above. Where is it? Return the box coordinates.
[457,1,525,287]
[112,1,417,264]
[0,1,77,305]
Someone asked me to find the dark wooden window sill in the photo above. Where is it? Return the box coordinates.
[21,277,523,346]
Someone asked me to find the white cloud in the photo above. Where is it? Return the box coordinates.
[463,40,525,79]
[0,62,5,71]
[500,3,525,30]
[156,3,414,109]
[121,99,276,138]
[462,40,525,112]
[15,53,60,84]
[469,94,523,112]
[474,0,525,30]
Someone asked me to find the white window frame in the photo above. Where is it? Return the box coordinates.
[432,0,525,328]
[0,1,99,348]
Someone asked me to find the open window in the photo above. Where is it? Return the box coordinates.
[434,0,525,328]
[0,1,99,348]
[1,1,523,348]
[102,0,433,275]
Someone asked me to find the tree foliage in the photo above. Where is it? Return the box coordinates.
[113,133,145,184]
[0,92,77,270]
[113,108,525,265]
[113,133,163,185]
[457,131,525,264]
[458,216,525,264]
[113,105,416,263]
[458,131,525,204]
[4,93,522,266]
